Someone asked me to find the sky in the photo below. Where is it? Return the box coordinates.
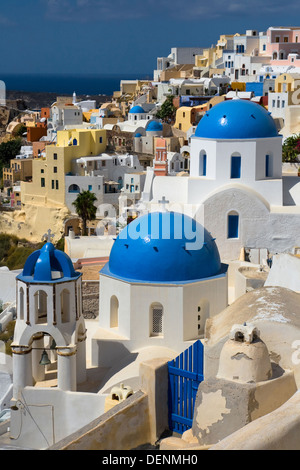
[1,0,300,77]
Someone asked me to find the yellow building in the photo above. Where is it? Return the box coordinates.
[230,82,247,91]
[21,128,106,208]
[275,72,300,93]
[174,106,205,133]
[3,157,32,186]
[195,47,219,69]
[193,33,239,77]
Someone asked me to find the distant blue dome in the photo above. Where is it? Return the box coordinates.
[195,99,278,140]
[147,120,163,132]
[17,243,81,283]
[129,105,145,114]
[101,212,223,283]
[135,132,142,138]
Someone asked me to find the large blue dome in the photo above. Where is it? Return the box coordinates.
[17,243,81,283]
[195,99,278,140]
[101,212,223,283]
[129,105,145,114]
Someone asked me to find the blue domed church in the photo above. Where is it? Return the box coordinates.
[92,211,228,368]
[148,99,300,260]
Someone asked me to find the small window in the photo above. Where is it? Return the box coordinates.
[110,296,119,328]
[228,212,239,239]
[52,180,55,189]
[41,178,45,188]
[265,154,273,177]
[231,155,241,179]
[56,180,59,190]
[54,153,58,160]
[54,167,57,173]
[199,151,207,176]
[150,303,163,337]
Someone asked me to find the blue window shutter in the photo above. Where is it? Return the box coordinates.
[228,214,239,238]
[231,156,241,178]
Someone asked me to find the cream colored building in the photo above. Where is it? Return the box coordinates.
[21,128,107,208]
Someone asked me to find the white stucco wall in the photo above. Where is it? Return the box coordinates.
[10,387,107,450]
[95,271,227,367]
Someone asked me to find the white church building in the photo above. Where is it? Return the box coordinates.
[91,211,228,368]
[140,99,300,260]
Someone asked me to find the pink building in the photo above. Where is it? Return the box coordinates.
[266,27,300,67]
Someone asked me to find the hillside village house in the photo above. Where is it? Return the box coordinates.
[3,148,33,187]
[267,27,300,67]
[66,153,146,213]
[21,128,106,209]
[268,72,300,120]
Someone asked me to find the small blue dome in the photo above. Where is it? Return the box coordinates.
[129,105,145,114]
[195,99,278,140]
[17,243,81,283]
[135,132,142,138]
[147,120,163,132]
[101,212,223,283]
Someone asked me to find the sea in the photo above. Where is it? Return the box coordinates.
[1,73,153,97]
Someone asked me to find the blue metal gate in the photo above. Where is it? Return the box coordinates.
[168,340,204,434]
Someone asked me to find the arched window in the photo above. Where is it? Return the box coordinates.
[227,211,239,239]
[68,184,80,193]
[34,290,48,325]
[150,303,163,337]
[231,153,241,179]
[73,138,78,146]
[19,287,24,320]
[61,289,70,323]
[273,52,278,60]
[199,150,207,176]
[110,296,119,328]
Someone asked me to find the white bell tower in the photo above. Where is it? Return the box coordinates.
[12,232,86,400]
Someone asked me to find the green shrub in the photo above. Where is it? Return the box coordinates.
[0,320,16,356]
[282,134,300,162]
[0,234,43,270]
